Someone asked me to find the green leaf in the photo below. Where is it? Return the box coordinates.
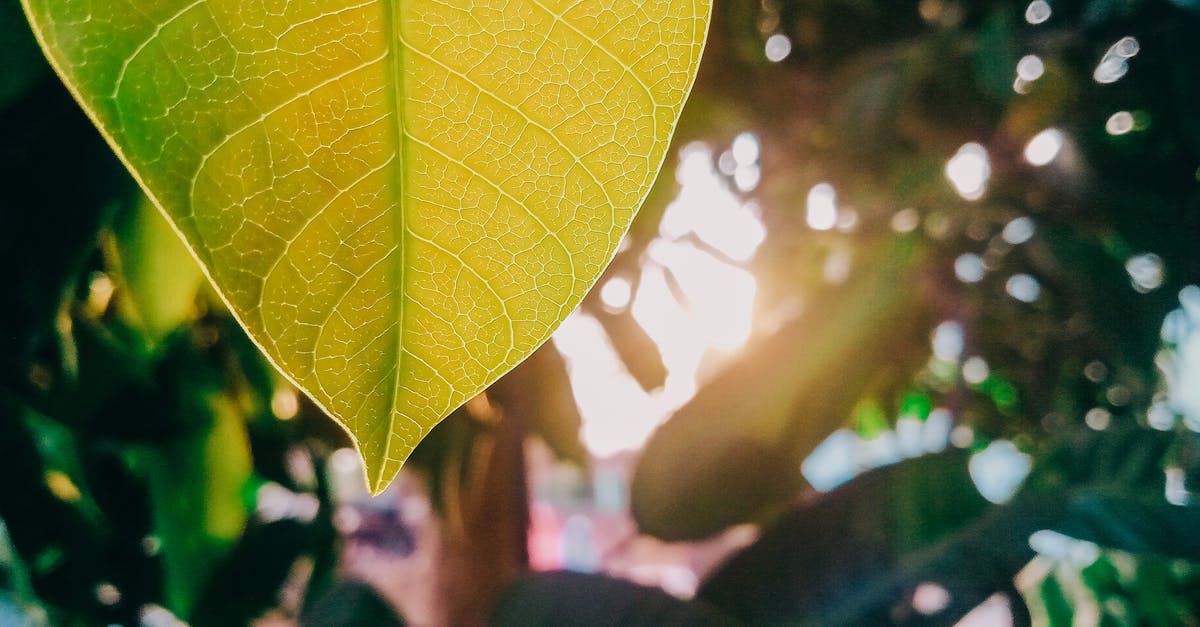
[303,579,406,626]
[22,0,711,493]
[696,427,1200,626]
[698,450,999,626]
[134,395,253,618]
[113,196,204,340]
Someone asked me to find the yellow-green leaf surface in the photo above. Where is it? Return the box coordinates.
[23,0,709,493]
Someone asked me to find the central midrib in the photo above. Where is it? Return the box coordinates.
[381,0,408,487]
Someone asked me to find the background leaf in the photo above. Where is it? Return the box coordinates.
[492,571,741,627]
[697,427,1200,626]
[631,238,932,540]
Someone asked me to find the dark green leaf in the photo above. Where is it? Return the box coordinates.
[493,572,741,627]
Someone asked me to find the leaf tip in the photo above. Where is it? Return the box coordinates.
[367,473,394,497]
[360,450,403,498]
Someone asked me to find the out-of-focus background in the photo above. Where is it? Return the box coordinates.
[2,0,1199,625]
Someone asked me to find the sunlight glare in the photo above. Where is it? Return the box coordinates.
[660,143,766,261]
[553,314,674,457]
[555,240,760,457]
[556,142,767,458]
[644,240,757,351]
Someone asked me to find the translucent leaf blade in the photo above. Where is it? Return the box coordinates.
[22,0,710,493]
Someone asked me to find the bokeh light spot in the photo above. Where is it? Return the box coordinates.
[806,183,838,230]
[1126,253,1164,292]
[1017,55,1044,81]
[1106,111,1134,135]
[945,143,990,200]
[969,440,1031,504]
[955,253,985,283]
[1006,274,1041,303]
[764,33,792,62]
[600,277,632,310]
[1024,128,1063,166]
[1025,0,1052,24]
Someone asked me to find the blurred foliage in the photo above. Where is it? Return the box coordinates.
[3,0,1200,625]
[622,0,1199,623]
[697,427,1200,626]
[493,571,739,627]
